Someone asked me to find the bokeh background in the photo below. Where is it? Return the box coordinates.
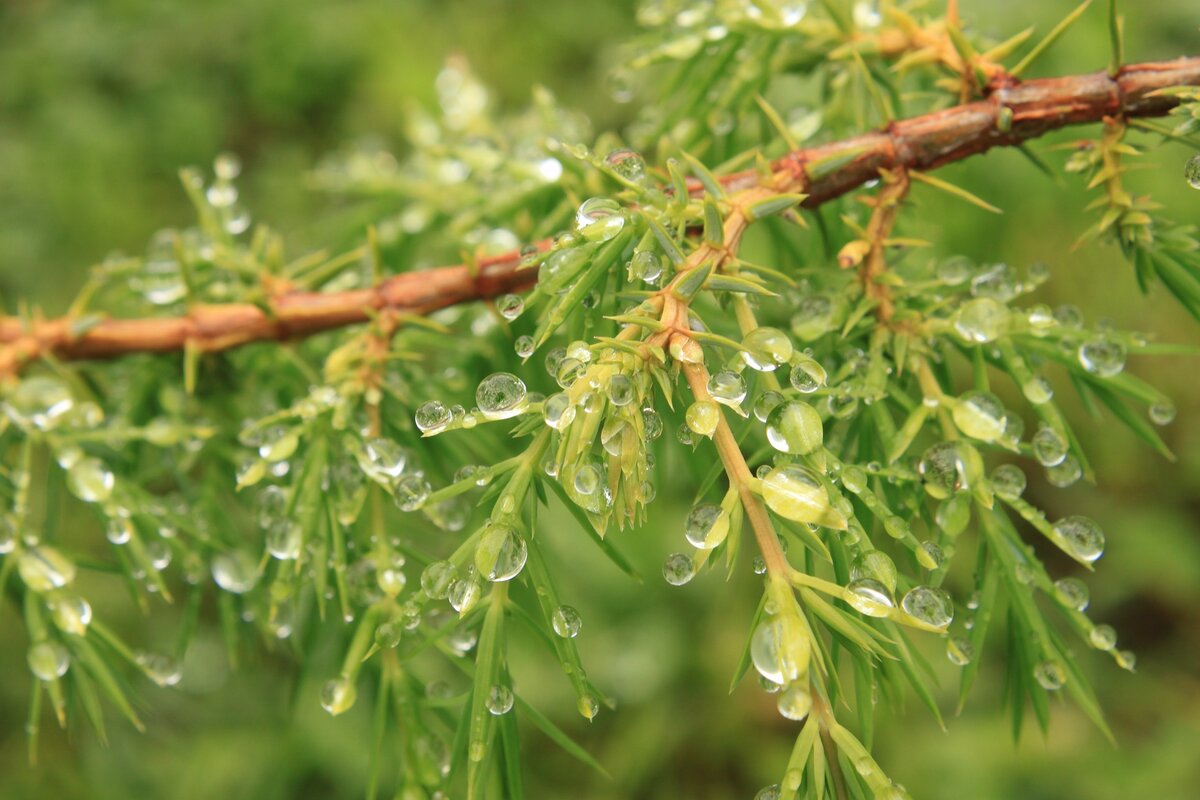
[1,1,1198,798]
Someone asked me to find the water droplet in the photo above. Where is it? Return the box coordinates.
[49,594,92,635]
[474,523,527,582]
[753,391,785,422]
[416,400,452,434]
[918,442,968,499]
[750,617,808,685]
[765,401,823,455]
[761,464,844,528]
[900,586,954,630]
[917,541,945,570]
[321,675,357,715]
[378,564,407,597]
[844,579,894,617]
[17,546,76,592]
[685,400,720,437]
[375,620,404,649]
[212,551,259,594]
[1045,454,1082,487]
[477,372,528,420]
[1115,649,1137,671]
[605,148,646,182]
[1022,376,1053,405]
[1052,516,1105,562]
[395,475,431,512]
[575,197,626,242]
[662,552,696,586]
[1078,337,1126,377]
[266,521,301,560]
[1033,660,1066,690]
[776,682,812,721]
[486,684,514,715]
[135,651,182,687]
[541,392,576,432]
[538,247,589,294]
[607,374,635,406]
[496,294,524,321]
[1089,624,1117,651]
[1032,426,1068,467]
[790,293,837,340]
[551,605,582,638]
[67,457,115,504]
[954,297,1008,343]
[1186,154,1200,189]
[788,357,826,393]
[1053,577,1089,611]
[363,437,409,478]
[420,561,456,599]
[946,636,973,666]
[990,464,1026,500]
[642,406,664,440]
[514,335,535,358]
[951,390,1005,442]
[448,574,482,614]
[684,503,729,550]
[27,641,70,681]
[573,463,602,495]
[3,375,75,430]
[741,327,794,371]
[630,250,664,283]
[707,370,746,408]
[1149,400,1176,426]
[105,517,133,545]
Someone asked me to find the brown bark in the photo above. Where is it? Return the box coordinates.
[2,57,1198,374]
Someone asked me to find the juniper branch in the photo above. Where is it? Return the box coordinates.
[2,57,1197,376]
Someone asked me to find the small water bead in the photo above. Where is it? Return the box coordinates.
[1033,660,1066,691]
[321,675,357,715]
[971,262,1019,301]
[741,327,794,371]
[685,400,720,437]
[755,785,783,800]
[662,552,696,586]
[1115,649,1137,671]
[1186,153,1200,189]
[1032,426,1068,467]
[630,250,664,283]
[1089,624,1117,651]
[364,438,409,478]
[573,463,602,495]
[676,423,695,445]
[476,372,528,420]
[604,148,646,182]
[377,563,407,597]
[49,594,92,635]
[136,651,182,687]
[607,374,635,407]
[684,503,729,550]
[4,375,75,430]
[1078,337,1126,377]
[28,642,70,681]
[900,586,954,630]
[918,441,967,499]
[844,579,894,618]
[951,390,1005,442]
[104,517,133,546]
[1046,454,1082,488]
[375,620,404,649]
[487,684,515,715]
[752,557,766,575]
[946,636,974,666]
[788,357,825,393]
[67,457,115,504]
[512,335,535,359]
[1022,376,1054,405]
[707,370,746,408]
[496,294,524,320]
[551,605,582,638]
[752,391,785,423]
[395,475,431,511]
[448,574,482,615]
[954,297,1008,343]
[1053,577,1090,611]
[212,551,259,594]
[918,541,945,570]
[642,407,664,439]
[415,400,452,434]
[1052,516,1105,563]
[265,521,301,560]
[937,255,972,285]
[475,523,528,582]
[790,293,837,340]
[990,464,1027,500]
[776,683,812,722]
[575,197,626,242]
[1149,400,1176,426]
[840,466,867,494]
[17,546,77,592]
[541,392,576,432]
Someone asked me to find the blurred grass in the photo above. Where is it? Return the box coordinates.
[1,1,1198,798]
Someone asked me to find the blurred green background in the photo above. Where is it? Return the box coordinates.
[1,1,1198,798]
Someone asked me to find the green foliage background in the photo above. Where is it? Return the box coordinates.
[1,1,1197,798]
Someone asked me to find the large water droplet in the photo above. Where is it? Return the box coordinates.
[1185,154,1200,189]
[954,297,1008,343]
[487,684,515,715]
[474,523,528,581]
[607,374,635,407]
[266,521,301,560]
[1052,515,1105,562]
[1045,454,1082,487]
[685,400,720,437]
[1149,400,1176,426]
[900,586,954,630]
[750,616,808,685]
[707,370,746,408]
[575,197,626,242]
[17,546,77,592]
[1033,660,1066,690]
[765,401,823,455]
[776,682,812,721]
[918,442,968,499]
[605,148,646,182]
[662,552,696,586]
[741,327,794,371]
[844,579,894,617]
[551,605,582,638]
[135,651,182,687]
[951,391,1005,442]
[27,641,70,681]
[496,294,524,321]
[1089,624,1117,651]
[990,464,1026,500]
[415,400,452,434]
[67,457,115,504]
[1053,577,1089,611]
[684,503,729,550]
[4,375,75,430]
[477,373,528,419]
[49,594,92,635]
[1078,337,1126,377]
[946,636,973,666]
[630,250,664,283]
[321,675,357,715]
[420,561,456,599]
[211,551,259,594]
[761,465,845,528]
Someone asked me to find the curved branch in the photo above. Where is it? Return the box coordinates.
[2,57,1198,374]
